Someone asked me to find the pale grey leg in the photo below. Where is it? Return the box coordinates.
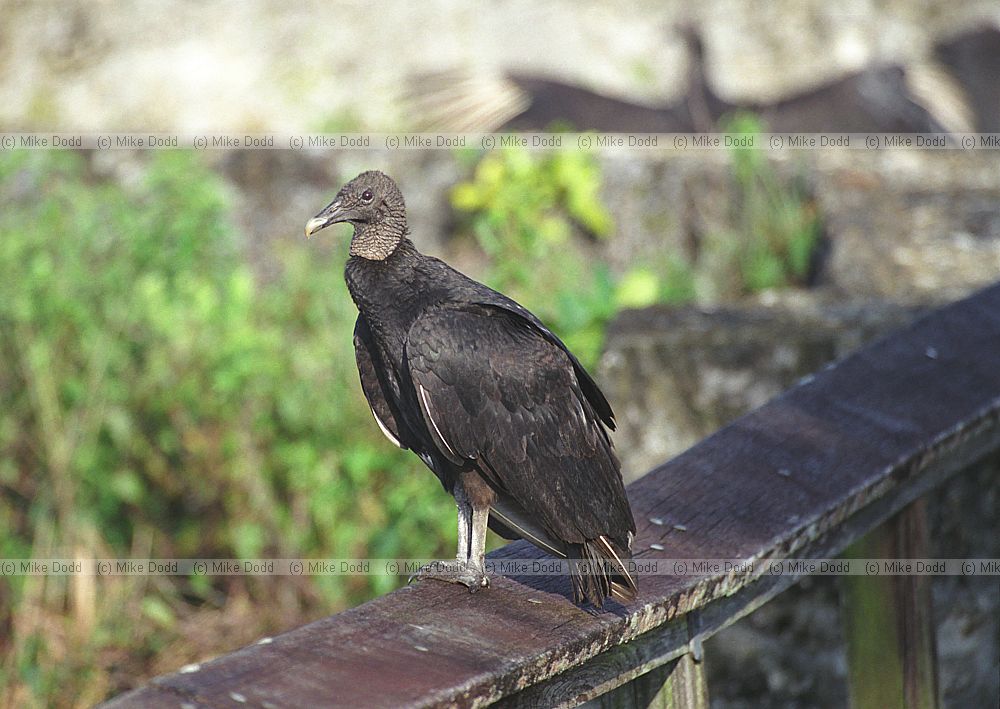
[454,483,472,562]
[408,482,489,592]
[469,505,489,586]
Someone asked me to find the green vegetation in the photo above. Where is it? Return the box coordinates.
[709,113,823,295]
[0,151,451,707]
[448,136,821,361]
[450,147,692,367]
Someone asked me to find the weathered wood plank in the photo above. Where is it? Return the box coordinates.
[580,662,679,709]
[577,652,708,709]
[661,654,709,709]
[843,499,940,709]
[102,282,1000,709]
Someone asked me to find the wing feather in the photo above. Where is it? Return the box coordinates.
[405,304,635,549]
[354,315,407,449]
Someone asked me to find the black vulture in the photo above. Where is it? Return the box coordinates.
[406,26,956,134]
[934,24,1000,132]
[748,65,949,134]
[406,26,722,133]
[305,171,637,607]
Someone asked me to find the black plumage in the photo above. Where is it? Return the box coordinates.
[934,25,1000,132]
[406,27,719,133]
[407,26,958,134]
[749,65,947,134]
[305,171,637,607]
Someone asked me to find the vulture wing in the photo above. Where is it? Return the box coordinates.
[458,286,617,432]
[404,303,635,550]
[354,315,408,450]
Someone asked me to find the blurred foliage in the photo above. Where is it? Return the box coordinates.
[0,150,453,707]
[450,147,692,366]
[706,113,823,295]
[313,108,365,133]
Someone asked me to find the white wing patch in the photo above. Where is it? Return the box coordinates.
[370,406,402,448]
[418,383,460,460]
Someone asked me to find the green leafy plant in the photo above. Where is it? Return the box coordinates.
[0,150,453,707]
[450,147,694,366]
[713,113,823,293]
[451,147,615,365]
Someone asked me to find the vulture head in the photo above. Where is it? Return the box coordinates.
[305,171,407,260]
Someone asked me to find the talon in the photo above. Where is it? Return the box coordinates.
[410,560,489,592]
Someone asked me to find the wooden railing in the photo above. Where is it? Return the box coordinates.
[103,282,1000,708]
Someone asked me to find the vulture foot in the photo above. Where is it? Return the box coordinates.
[408,560,489,592]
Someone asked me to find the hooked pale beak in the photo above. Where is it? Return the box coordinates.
[305,200,358,238]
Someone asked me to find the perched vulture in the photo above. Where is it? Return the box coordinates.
[305,171,637,606]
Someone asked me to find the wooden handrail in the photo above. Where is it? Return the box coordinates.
[103,282,1000,708]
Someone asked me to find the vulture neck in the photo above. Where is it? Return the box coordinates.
[344,239,438,346]
[349,216,407,261]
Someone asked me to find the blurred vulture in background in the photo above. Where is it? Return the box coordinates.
[406,23,1000,134]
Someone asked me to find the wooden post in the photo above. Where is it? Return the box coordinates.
[582,651,709,709]
[659,653,709,709]
[841,498,939,709]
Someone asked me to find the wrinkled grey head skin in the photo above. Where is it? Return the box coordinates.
[305,171,408,260]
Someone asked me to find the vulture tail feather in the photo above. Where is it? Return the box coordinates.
[570,537,637,607]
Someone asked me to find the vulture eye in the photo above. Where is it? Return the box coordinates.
[361,189,374,203]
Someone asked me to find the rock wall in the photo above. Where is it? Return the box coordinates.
[600,299,927,481]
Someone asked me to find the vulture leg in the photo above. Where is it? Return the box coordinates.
[469,503,489,580]
[454,484,472,561]
[408,482,490,592]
